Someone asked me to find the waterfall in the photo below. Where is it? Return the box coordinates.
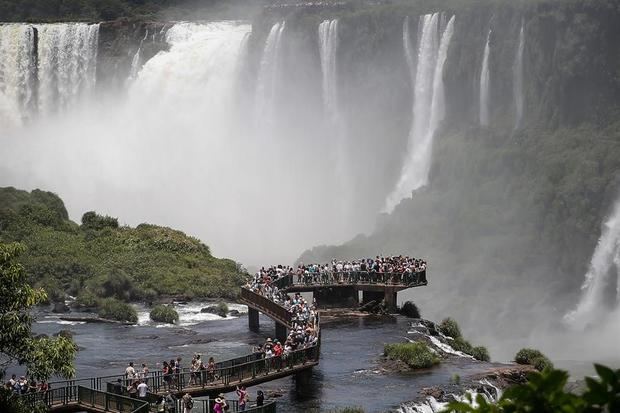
[36,23,100,116]
[0,24,36,127]
[564,199,620,329]
[479,29,491,126]
[318,19,339,120]
[383,13,455,213]
[129,30,149,81]
[254,21,286,127]
[513,23,525,130]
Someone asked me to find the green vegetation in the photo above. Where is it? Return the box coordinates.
[0,187,247,306]
[0,242,76,380]
[400,301,421,318]
[439,318,462,339]
[150,304,179,324]
[515,348,554,372]
[445,364,620,413]
[216,301,229,318]
[98,298,138,323]
[384,342,440,369]
[438,318,490,362]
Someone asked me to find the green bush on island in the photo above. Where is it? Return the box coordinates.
[470,346,491,362]
[150,305,179,324]
[438,317,462,339]
[400,301,421,318]
[384,342,440,369]
[446,364,620,412]
[216,301,229,318]
[515,348,554,371]
[0,187,247,303]
[98,298,138,323]
[73,290,100,309]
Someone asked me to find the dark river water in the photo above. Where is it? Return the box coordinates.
[30,302,499,413]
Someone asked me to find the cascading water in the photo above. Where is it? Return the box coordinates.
[383,13,455,213]
[479,29,491,127]
[564,199,620,329]
[513,23,525,130]
[254,21,286,128]
[129,30,149,81]
[36,23,100,115]
[0,24,36,127]
[318,19,339,120]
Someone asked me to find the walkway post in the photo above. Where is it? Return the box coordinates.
[248,307,259,332]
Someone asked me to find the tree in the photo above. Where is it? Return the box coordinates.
[0,242,76,381]
[81,211,119,231]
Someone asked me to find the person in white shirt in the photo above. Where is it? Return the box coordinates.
[125,362,136,385]
[137,380,148,399]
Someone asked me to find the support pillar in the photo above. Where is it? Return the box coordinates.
[295,368,313,395]
[361,290,383,305]
[275,322,287,343]
[384,288,397,312]
[248,307,259,332]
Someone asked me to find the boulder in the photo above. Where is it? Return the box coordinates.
[229,310,240,316]
[54,329,74,339]
[200,306,218,314]
[52,302,70,313]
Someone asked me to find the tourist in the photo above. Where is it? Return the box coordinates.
[163,361,172,390]
[125,362,136,385]
[217,393,228,411]
[207,357,216,383]
[182,392,193,413]
[141,363,149,383]
[164,391,177,413]
[114,379,123,410]
[157,396,166,412]
[256,390,264,407]
[137,379,148,400]
[236,385,248,411]
[213,397,224,413]
[128,380,138,398]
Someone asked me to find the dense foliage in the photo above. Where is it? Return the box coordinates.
[515,348,553,372]
[98,298,138,323]
[0,187,247,304]
[437,318,490,361]
[150,304,178,324]
[384,342,440,369]
[400,301,421,318]
[0,242,76,380]
[0,0,260,22]
[444,364,620,413]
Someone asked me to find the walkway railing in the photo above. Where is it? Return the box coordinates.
[273,270,427,289]
[19,385,149,412]
[240,288,293,327]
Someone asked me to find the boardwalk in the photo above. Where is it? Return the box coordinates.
[21,268,426,413]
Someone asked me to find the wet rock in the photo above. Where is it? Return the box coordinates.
[421,386,444,399]
[54,329,74,339]
[52,302,70,313]
[265,390,284,398]
[200,306,218,314]
[229,310,240,316]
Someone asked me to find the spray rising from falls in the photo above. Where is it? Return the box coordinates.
[254,21,285,128]
[513,23,525,130]
[479,29,491,127]
[383,14,455,213]
[37,23,99,116]
[0,24,36,127]
[564,199,620,329]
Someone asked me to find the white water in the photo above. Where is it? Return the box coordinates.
[135,302,247,327]
[129,30,149,81]
[37,23,100,115]
[254,21,286,128]
[0,24,36,127]
[398,383,500,413]
[565,199,620,329]
[384,14,455,213]
[513,23,525,130]
[479,29,491,127]
[319,19,339,120]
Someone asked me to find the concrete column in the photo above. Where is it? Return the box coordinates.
[248,307,259,332]
[361,290,383,305]
[384,288,397,312]
[315,286,358,308]
[275,322,287,343]
[295,368,313,395]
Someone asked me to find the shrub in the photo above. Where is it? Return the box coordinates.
[515,348,553,371]
[98,298,138,323]
[216,301,229,318]
[450,337,473,354]
[439,317,462,339]
[73,290,100,309]
[471,346,491,362]
[531,356,553,372]
[81,211,119,231]
[384,342,440,369]
[400,301,421,318]
[150,305,179,324]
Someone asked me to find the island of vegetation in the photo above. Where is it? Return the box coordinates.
[0,187,247,322]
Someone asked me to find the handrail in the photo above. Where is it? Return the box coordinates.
[272,270,427,288]
[77,385,149,413]
[240,288,293,327]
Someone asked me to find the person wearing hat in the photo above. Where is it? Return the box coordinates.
[217,393,228,411]
[236,385,248,411]
[213,397,224,413]
[182,392,193,412]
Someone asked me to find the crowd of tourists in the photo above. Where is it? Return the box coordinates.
[250,255,427,286]
[4,374,49,394]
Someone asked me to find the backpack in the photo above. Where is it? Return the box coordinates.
[186,398,194,409]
